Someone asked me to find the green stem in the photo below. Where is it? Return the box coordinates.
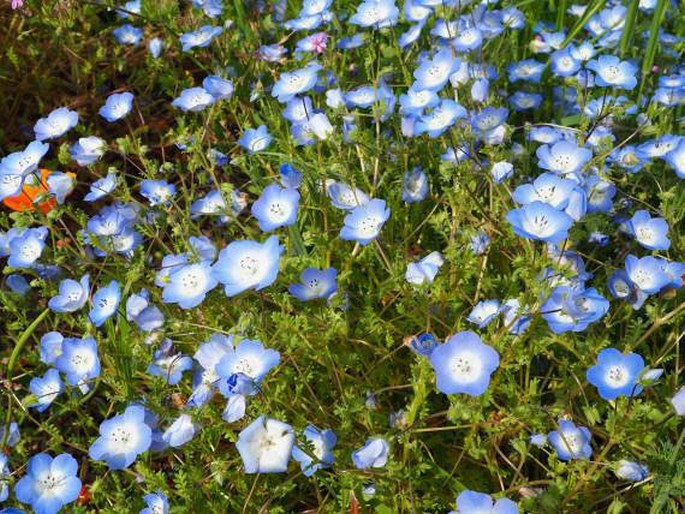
[2,308,51,447]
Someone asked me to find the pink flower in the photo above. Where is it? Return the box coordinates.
[309,32,329,54]
[11,0,25,9]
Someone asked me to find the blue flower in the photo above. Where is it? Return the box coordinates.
[141,491,169,514]
[507,59,544,83]
[467,300,501,328]
[506,201,574,243]
[541,286,609,333]
[0,454,8,502]
[192,0,224,17]
[171,87,215,112]
[188,334,234,408]
[670,387,685,416]
[48,274,89,313]
[340,198,390,246]
[413,48,460,92]
[148,38,163,58]
[350,0,398,28]
[405,251,444,286]
[429,331,499,396]
[454,490,518,514]
[0,141,49,200]
[140,179,176,207]
[279,163,303,189]
[45,171,74,204]
[40,331,64,365]
[351,437,389,469]
[179,25,223,52]
[292,425,336,477]
[509,91,543,111]
[624,254,671,294]
[251,185,300,232]
[587,55,638,90]
[162,414,197,448]
[147,343,193,385]
[126,289,165,331]
[160,261,218,309]
[512,173,576,209]
[84,171,118,202]
[113,24,143,45]
[414,99,467,137]
[615,460,649,482]
[99,92,134,122]
[89,405,152,470]
[491,161,514,183]
[586,348,645,400]
[469,231,490,255]
[402,167,429,203]
[29,368,63,413]
[15,453,81,514]
[212,236,283,297]
[216,338,280,395]
[89,280,121,327]
[6,274,31,295]
[536,140,592,176]
[664,138,685,178]
[236,416,294,473]
[238,125,272,154]
[626,210,670,250]
[550,48,580,77]
[272,63,322,103]
[7,227,48,268]
[288,267,337,301]
[55,337,100,393]
[548,419,592,461]
[33,107,78,141]
[404,332,438,357]
[326,180,369,210]
[202,75,234,100]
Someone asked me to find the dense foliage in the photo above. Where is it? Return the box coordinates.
[1,0,684,512]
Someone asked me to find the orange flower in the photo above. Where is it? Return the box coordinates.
[2,169,74,214]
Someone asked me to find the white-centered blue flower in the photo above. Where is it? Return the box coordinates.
[429,331,499,396]
[289,267,337,301]
[350,0,399,28]
[587,55,638,90]
[405,251,444,286]
[33,107,79,141]
[48,274,90,313]
[251,184,300,232]
[586,348,645,400]
[29,368,63,413]
[626,210,671,251]
[89,405,152,470]
[7,226,48,268]
[453,490,519,514]
[0,141,49,200]
[15,453,81,514]
[162,414,197,448]
[238,125,272,154]
[506,201,574,243]
[99,92,134,122]
[467,300,501,328]
[548,419,592,461]
[88,280,121,327]
[339,198,390,245]
[236,416,294,473]
[212,236,283,297]
[351,437,389,469]
[54,336,101,394]
[69,136,106,167]
[292,425,336,477]
[171,87,215,112]
[179,25,223,52]
[272,62,322,103]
